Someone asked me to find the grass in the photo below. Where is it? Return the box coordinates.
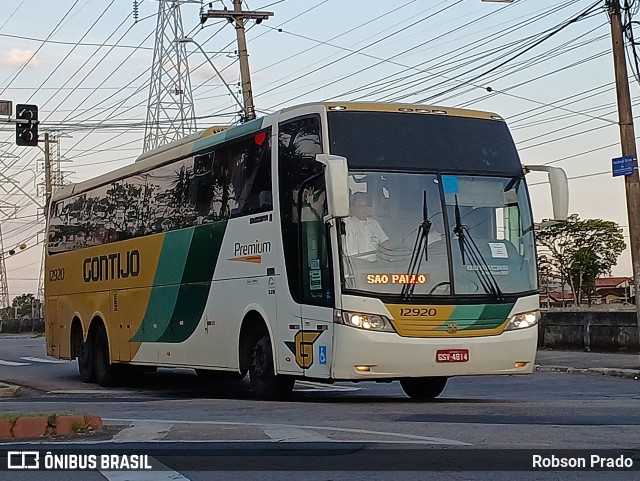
[71,419,91,434]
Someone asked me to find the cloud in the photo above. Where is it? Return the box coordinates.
[0,48,40,68]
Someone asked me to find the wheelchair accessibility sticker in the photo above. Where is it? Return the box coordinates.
[319,345,327,365]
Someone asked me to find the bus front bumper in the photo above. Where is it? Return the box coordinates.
[331,324,537,380]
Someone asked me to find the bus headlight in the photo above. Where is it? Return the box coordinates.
[506,311,539,330]
[336,310,395,332]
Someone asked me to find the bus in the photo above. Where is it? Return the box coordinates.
[45,102,568,400]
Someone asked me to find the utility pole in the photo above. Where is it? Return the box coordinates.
[0,224,9,308]
[200,0,273,122]
[607,0,640,351]
[44,133,52,207]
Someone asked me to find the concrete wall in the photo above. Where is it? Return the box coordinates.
[540,310,639,353]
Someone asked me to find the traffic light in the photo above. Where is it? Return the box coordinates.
[16,104,38,147]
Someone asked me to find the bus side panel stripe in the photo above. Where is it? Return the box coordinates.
[154,229,194,285]
[130,284,181,342]
[156,283,211,343]
[156,221,227,342]
[193,118,263,153]
[129,229,194,342]
[130,221,227,345]
[180,222,226,284]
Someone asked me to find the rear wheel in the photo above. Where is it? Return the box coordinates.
[249,332,294,401]
[77,340,95,383]
[400,377,448,400]
[93,323,122,387]
[73,323,94,383]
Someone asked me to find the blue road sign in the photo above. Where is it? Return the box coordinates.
[612,155,635,177]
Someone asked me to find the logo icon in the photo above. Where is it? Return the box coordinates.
[8,451,40,470]
[447,322,458,334]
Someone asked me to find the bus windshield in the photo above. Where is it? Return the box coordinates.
[337,171,536,298]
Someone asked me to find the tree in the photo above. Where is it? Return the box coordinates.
[11,293,41,317]
[536,214,626,306]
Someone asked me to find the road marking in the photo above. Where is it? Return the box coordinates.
[112,422,174,443]
[47,389,133,395]
[20,356,67,364]
[104,418,470,446]
[264,427,330,442]
[100,458,191,481]
[0,359,30,366]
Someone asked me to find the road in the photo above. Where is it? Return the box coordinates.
[1,336,639,481]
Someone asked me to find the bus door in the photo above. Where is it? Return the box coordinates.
[298,173,334,379]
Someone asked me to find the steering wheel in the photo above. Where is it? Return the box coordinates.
[429,281,450,295]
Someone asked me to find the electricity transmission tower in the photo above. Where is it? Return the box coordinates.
[144,0,197,152]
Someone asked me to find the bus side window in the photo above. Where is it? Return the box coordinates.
[226,128,272,217]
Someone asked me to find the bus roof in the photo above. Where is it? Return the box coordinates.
[51,101,503,202]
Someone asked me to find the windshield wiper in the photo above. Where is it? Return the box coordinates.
[452,195,504,300]
[401,191,431,301]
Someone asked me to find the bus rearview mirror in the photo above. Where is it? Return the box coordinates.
[315,154,349,218]
[523,165,569,221]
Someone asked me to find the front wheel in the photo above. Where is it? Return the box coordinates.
[400,377,448,400]
[249,333,294,401]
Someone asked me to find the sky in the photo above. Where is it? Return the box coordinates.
[0,0,637,300]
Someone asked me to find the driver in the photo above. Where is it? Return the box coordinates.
[343,193,390,257]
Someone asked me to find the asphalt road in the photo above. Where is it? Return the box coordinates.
[1,336,639,481]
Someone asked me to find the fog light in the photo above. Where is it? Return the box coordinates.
[355,365,371,372]
[514,361,528,368]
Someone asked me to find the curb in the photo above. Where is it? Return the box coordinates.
[536,365,640,380]
[0,415,104,440]
[0,382,21,398]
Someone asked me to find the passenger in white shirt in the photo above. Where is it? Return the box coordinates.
[343,193,390,258]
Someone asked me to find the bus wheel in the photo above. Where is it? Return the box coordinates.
[77,340,95,383]
[93,324,122,387]
[249,333,294,401]
[400,377,448,400]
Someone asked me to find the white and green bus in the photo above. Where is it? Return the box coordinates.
[45,102,568,400]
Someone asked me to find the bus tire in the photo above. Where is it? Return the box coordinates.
[400,377,448,400]
[72,321,94,383]
[77,340,95,383]
[93,323,122,387]
[249,332,294,401]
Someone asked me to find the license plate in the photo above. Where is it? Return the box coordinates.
[436,349,469,363]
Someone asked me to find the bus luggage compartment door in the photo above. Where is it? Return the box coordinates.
[300,304,333,379]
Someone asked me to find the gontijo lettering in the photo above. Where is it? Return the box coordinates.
[82,250,140,282]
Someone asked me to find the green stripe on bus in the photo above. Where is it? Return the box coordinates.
[181,222,226,283]
[156,282,211,343]
[130,284,181,342]
[158,221,227,343]
[155,229,194,285]
[192,118,263,153]
[436,303,514,330]
[130,221,227,343]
